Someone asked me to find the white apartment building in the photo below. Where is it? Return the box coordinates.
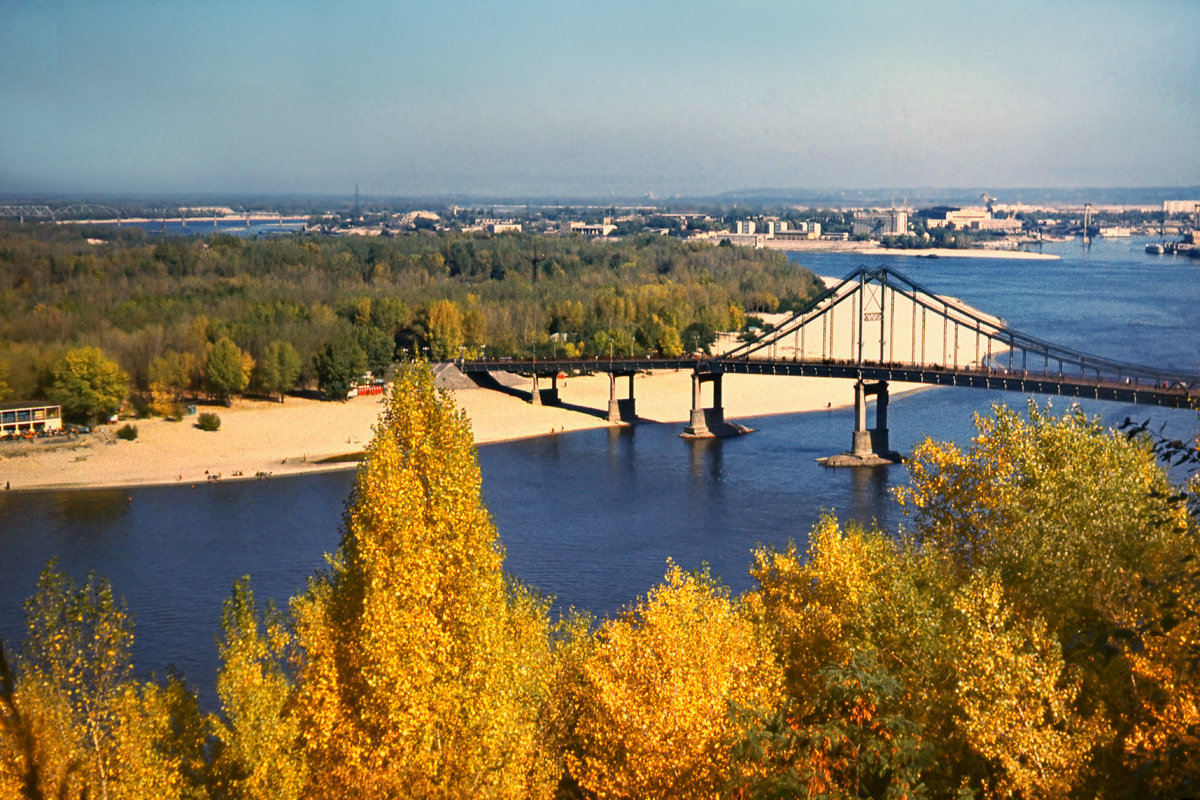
[852,210,908,237]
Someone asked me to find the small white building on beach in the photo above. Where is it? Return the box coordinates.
[0,402,63,435]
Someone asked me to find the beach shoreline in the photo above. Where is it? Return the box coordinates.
[0,371,928,492]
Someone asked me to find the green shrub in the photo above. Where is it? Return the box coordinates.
[196,412,221,432]
[115,423,138,441]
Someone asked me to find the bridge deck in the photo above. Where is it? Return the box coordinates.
[458,356,1196,409]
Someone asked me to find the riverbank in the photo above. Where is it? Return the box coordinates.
[0,371,926,491]
[764,240,1060,260]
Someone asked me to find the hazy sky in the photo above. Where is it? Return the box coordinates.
[3,0,1198,198]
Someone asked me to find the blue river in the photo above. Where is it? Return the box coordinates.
[1,236,1197,706]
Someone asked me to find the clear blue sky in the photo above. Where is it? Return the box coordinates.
[3,0,1198,198]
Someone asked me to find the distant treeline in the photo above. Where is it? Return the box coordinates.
[0,223,821,407]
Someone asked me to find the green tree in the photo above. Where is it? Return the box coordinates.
[291,360,554,798]
[49,346,128,423]
[312,335,367,400]
[462,307,488,350]
[681,321,717,354]
[0,360,12,402]
[731,652,928,800]
[205,337,251,405]
[352,326,394,377]
[654,322,683,357]
[251,340,302,402]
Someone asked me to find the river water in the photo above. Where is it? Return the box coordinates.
[1,236,1197,705]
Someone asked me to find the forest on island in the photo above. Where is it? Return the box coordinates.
[3,362,1199,800]
[0,223,821,418]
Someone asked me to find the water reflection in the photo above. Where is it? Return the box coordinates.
[605,425,635,472]
[687,438,724,488]
[846,465,893,529]
[53,489,132,525]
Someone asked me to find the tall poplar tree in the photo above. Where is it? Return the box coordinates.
[292,360,554,799]
[210,576,306,800]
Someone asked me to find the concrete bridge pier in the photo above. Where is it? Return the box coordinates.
[607,373,637,423]
[529,372,560,406]
[682,371,750,438]
[843,379,897,463]
[684,372,722,436]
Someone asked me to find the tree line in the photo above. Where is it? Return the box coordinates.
[0,223,820,417]
[3,362,1198,798]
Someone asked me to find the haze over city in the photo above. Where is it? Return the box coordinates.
[3,0,1199,198]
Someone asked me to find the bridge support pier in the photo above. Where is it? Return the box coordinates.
[607,373,637,423]
[851,379,890,456]
[529,373,560,406]
[682,372,751,438]
[826,379,899,465]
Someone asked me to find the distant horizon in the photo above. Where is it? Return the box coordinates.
[4,184,1200,211]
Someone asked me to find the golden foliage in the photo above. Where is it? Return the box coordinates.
[2,566,204,800]
[4,387,1197,800]
[898,403,1200,795]
[561,562,780,799]
[950,575,1106,798]
[210,576,306,800]
[292,360,554,799]
[747,517,951,712]
[898,403,1192,638]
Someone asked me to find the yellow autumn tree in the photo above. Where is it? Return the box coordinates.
[559,562,779,799]
[898,402,1200,795]
[898,403,1193,642]
[209,576,306,800]
[425,299,464,360]
[291,359,555,799]
[747,517,956,714]
[745,514,1116,798]
[950,575,1105,798]
[0,564,206,800]
[745,518,968,793]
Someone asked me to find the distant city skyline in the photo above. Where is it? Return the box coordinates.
[3,0,1198,198]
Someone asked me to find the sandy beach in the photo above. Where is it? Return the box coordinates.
[0,370,929,492]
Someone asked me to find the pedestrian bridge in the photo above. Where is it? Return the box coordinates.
[459,266,1198,459]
